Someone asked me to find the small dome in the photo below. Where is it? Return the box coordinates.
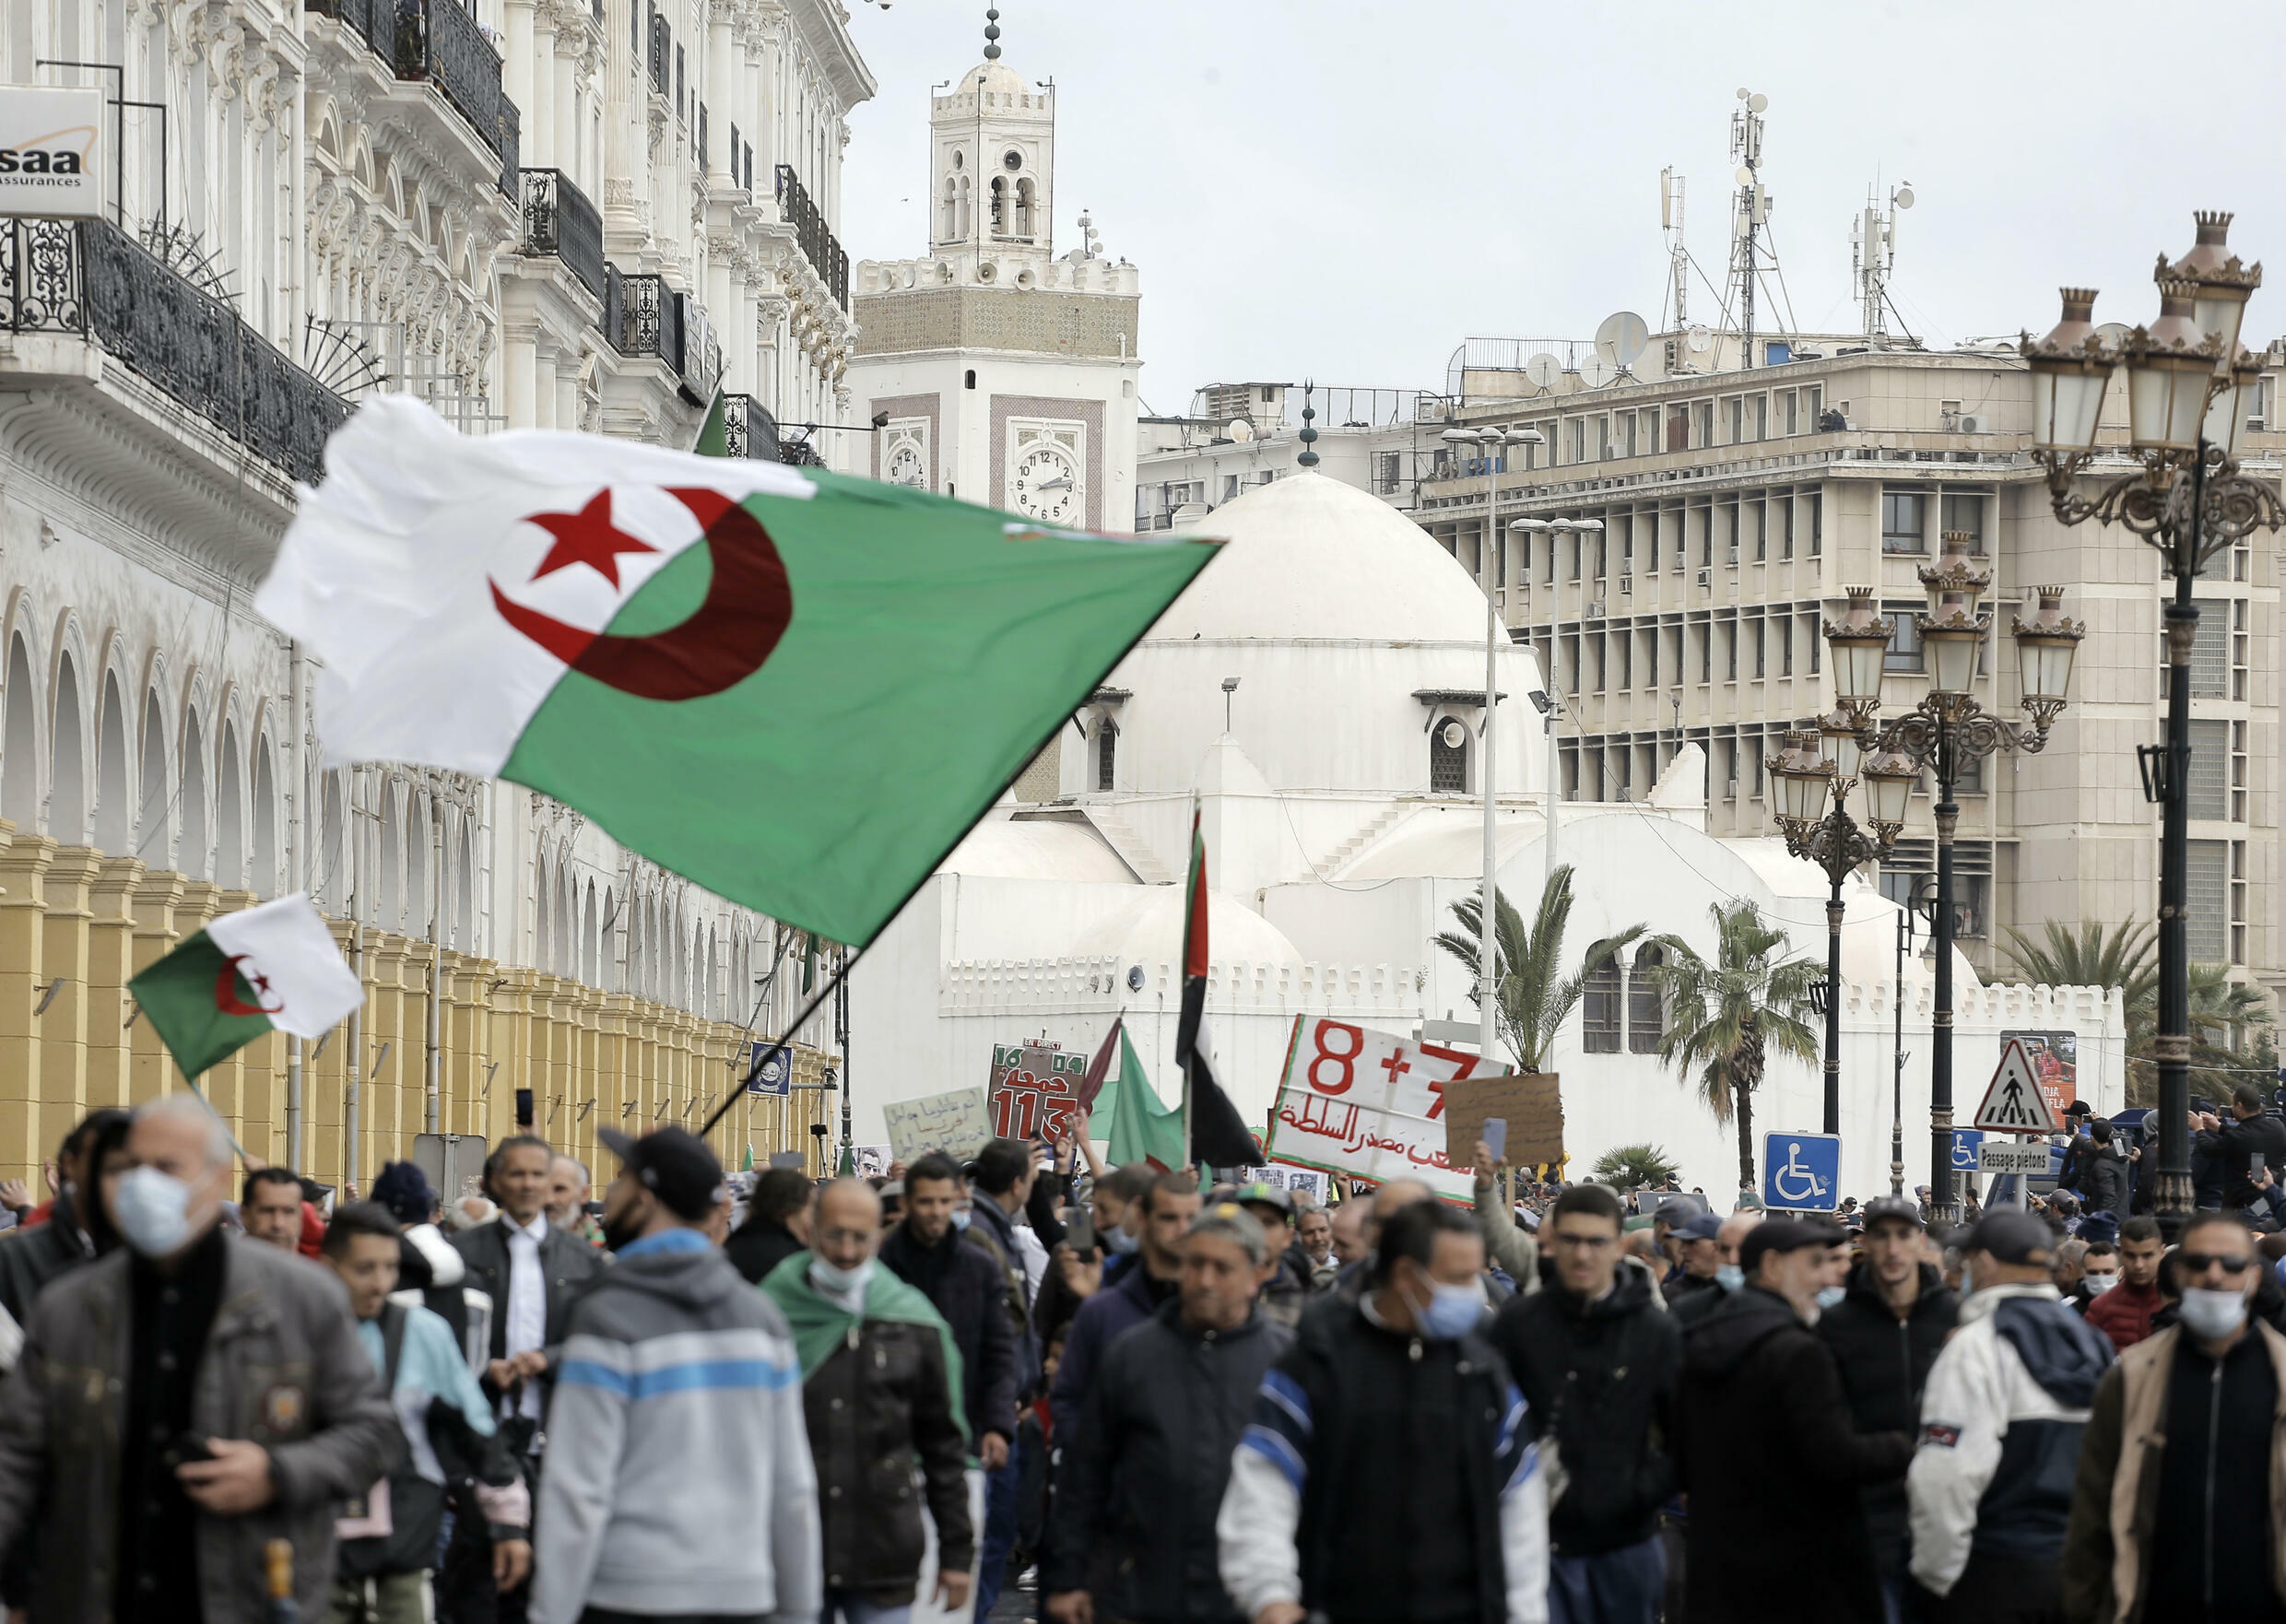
[1079,886,1305,975]
[962,60,1025,97]
[940,813,1136,885]
[1156,472,1497,643]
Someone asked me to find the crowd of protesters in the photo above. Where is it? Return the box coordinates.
[4,1091,2286,1624]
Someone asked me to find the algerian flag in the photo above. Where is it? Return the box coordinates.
[257,397,1217,947]
[1105,1026,1183,1171]
[128,893,365,1078]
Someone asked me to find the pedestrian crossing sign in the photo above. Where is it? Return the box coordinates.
[1970,1040,2061,1135]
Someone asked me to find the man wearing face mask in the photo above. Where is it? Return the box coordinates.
[0,1094,398,1624]
[1907,1210,2114,1622]
[2065,1240,2118,1314]
[1032,1162,1156,1353]
[529,1126,819,1624]
[760,1180,972,1624]
[1219,1199,1550,1624]
[2062,1211,2286,1624]
[1677,1218,1915,1624]
[1671,1211,1759,1329]
[1819,1196,1959,1624]
[1663,1211,1726,1311]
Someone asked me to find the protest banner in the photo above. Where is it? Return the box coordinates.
[1443,1071,1564,1169]
[882,1085,993,1164]
[1264,1016,1510,1203]
[1237,1164,1331,1205]
[988,1040,1089,1140]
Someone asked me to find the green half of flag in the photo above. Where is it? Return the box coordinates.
[693,390,729,457]
[1106,1027,1184,1171]
[130,930,279,1078]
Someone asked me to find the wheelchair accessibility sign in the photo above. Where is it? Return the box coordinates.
[1762,1131,1843,1213]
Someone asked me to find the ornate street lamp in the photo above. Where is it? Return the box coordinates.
[2023,211,2282,1230]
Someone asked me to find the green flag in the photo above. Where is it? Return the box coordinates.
[256,396,1219,948]
[741,1144,755,1171]
[693,389,729,457]
[129,893,363,1078]
[1106,1027,1184,1171]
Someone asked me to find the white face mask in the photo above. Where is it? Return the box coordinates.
[112,1166,194,1258]
[808,1256,875,1298]
[2081,1272,2118,1296]
[2179,1286,2250,1342]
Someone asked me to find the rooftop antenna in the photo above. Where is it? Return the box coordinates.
[1728,88,1772,368]
[1660,167,1688,331]
[1297,382,1319,469]
[1852,177,1916,345]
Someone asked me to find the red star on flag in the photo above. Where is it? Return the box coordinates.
[527,490,657,588]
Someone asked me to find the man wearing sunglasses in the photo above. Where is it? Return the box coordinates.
[2063,1213,2286,1624]
[1907,1210,2115,1621]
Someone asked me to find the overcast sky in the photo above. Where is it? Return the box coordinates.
[840,1,2286,417]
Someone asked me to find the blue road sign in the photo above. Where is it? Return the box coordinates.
[1762,1131,1843,1213]
[1950,1129,1986,1174]
[748,1042,793,1097]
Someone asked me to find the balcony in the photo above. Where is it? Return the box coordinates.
[602,268,720,406]
[721,393,827,465]
[0,219,348,485]
[309,0,521,197]
[774,164,848,311]
[520,169,604,300]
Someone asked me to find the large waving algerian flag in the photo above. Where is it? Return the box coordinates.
[256,397,1218,947]
[130,893,365,1077]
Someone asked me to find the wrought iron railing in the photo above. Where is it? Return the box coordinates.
[774,163,848,311]
[721,393,784,462]
[520,169,605,300]
[309,0,520,198]
[609,271,681,375]
[0,219,348,484]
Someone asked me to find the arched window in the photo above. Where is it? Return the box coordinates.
[1,637,40,831]
[1628,943,1666,1054]
[454,825,475,950]
[407,794,431,939]
[535,852,554,971]
[136,691,169,859]
[1012,177,1034,239]
[957,174,972,239]
[321,774,346,910]
[252,739,277,896]
[1096,716,1116,793]
[94,673,128,853]
[216,722,244,889]
[180,711,209,879]
[1582,952,1623,1053]
[939,175,958,241]
[378,790,401,928]
[1430,715,1468,795]
[989,174,1005,234]
[601,888,619,991]
[52,655,85,843]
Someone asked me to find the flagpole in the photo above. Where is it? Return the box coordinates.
[697,947,864,1138]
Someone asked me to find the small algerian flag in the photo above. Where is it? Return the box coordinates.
[128,893,365,1078]
[1104,1026,1183,1172]
[257,397,1217,947]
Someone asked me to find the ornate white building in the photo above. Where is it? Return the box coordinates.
[845,14,1141,530]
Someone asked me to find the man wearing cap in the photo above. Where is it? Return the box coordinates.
[1672,1212,1758,1330]
[1663,1212,1725,1310]
[1907,1209,2113,1621]
[2054,1101,2095,1195]
[1819,1195,1959,1624]
[529,1128,819,1624]
[1676,1217,1915,1624]
[1233,1183,1311,1330]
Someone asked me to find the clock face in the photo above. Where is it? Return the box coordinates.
[885,441,925,488]
[1011,443,1079,523]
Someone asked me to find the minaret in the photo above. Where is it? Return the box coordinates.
[929,8,1057,271]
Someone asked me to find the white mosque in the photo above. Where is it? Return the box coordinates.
[844,465,2126,1197]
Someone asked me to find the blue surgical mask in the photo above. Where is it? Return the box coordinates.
[1715,1264,1745,1293]
[1418,1279,1483,1341]
[113,1166,194,1258]
[1815,1285,1847,1311]
[949,1208,972,1232]
[1102,1223,1140,1255]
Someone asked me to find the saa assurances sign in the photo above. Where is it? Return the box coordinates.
[0,87,101,219]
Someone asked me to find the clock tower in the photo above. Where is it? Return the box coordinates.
[846,8,1142,530]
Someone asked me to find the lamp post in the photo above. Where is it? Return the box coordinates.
[1821,539,2083,1222]
[1443,424,1545,1068]
[2022,213,2284,1230]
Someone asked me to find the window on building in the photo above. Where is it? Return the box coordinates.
[1807,492,1822,557]
[1620,513,1634,574]
[1582,955,1623,1053]
[1883,603,1921,671]
[1615,633,1632,689]
[1779,493,1795,559]
[1667,404,1689,453]
[1373,451,1404,496]
[1779,617,1793,676]
[1695,507,1712,568]
[1695,401,1714,446]
[1808,613,1821,674]
[1882,490,1927,554]
[1645,629,1660,688]
[2188,608,2231,698]
[1698,624,1711,684]
[1751,618,1765,677]
[1783,390,1798,435]
[1495,527,1508,587]
[1628,944,1666,1053]
[1096,718,1117,792]
[1751,500,1767,561]
[1941,492,1986,552]
[1725,619,1738,681]
[1806,385,1824,425]
[2188,718,2232,819]
[1430,717,1468,794]
[1619,413,1637,458]
[1753,394,1768,441]
[2187,840,2230,961]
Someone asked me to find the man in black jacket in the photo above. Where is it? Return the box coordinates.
[1662,1210,1726,1312]
[1045,1203,1292,1624]
[1816,1194,1958,1624]
[725,1166,814,1285]
[881,1153,1021,1462]
[1677,1217,1915,1624]
[2194,1083,2286,1211]
[1490,1183,1679,1624]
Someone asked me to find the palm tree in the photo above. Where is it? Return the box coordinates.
[1432,864,1646,1073]
[1645,899,1821,1192]
[1594,1143,1680,1189]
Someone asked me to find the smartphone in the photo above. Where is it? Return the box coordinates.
[162,1432,215,1471]
[2253,1152,2268,1174]
[1482,1118,1508,1165]
[1066,1209,1096,1254]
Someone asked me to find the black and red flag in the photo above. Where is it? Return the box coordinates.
[1177,805,1262,1170]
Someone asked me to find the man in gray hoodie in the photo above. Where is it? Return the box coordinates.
[531,1126,819,1624]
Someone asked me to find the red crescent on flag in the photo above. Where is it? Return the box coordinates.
[216,955,287,1017]
[489,488,794,701]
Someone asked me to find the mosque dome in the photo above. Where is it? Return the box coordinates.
[1151,471,1499,644]
[1078,883,1306,975]
[961,59,1025,97]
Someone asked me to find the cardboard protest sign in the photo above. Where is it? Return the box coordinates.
[1264,1016,1510,1203]
[987,1041,1089,1141]
[882,1086,993,1163]
[1443,1072,1563,1169]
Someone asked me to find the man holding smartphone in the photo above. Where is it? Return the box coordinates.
[2193,1083,2286,1211]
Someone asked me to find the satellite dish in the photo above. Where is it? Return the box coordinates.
[1687,324,1714,354]
[1894,183,1915,209]
[1525,353,1561,392]
[1440,720,1467,750]
[1582,359,1616,388]
[1227,419,1254,442]
[1595,311,1651,372]
[1735,166,1754,186]
[1736,87,1750,99]
[1749,92,1769,112]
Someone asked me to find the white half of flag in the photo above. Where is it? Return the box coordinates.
[206,892,366,1039]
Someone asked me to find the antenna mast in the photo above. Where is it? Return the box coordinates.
[1853,178,1915,344]
[1728,88,1771,368]
[1661,167,1688,330]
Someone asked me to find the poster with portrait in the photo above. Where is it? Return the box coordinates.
[1999,1030,2078,1122]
